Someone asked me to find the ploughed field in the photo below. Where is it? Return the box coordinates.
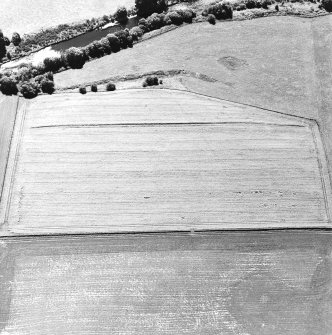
[0,90,330,235]
[55,16,332,168]
[1,231,332,335]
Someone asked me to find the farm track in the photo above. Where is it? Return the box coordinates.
[0,96,19,203]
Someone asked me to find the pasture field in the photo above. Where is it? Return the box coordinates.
[55,15,332,168]
[1,230,332,334]
[0,97,18,202]
[55,16,319,119]
[0,90,330,235]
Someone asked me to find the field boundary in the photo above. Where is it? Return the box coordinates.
[0,97,19,204]
[0,99,29,230]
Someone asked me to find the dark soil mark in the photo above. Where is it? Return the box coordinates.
[218,56,249,70]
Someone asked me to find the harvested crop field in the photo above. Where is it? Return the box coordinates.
[1,230,332,334]
[55,16,332,168]
[0,97,18,202]
[0,90,331,235]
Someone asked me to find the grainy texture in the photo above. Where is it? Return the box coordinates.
[0,231,332,334]
[0,96,18,203]
[0,90,330,234]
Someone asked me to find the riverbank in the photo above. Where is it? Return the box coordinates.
[2,1,329,70]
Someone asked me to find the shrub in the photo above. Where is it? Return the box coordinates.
[159,79,163,84]
[41,79,55,94]
[43,57,63,72]
[12,32,21,46]
[65,47,86,69]
[91,84,98,92]
[206,2,233,19]
[145,76,155,86]
[142,81,148,87]
[102,15,110,23]
[207,14,216,24]
[79,86,87,94]
[275,3,279,10]
[164,11,183,25]
[107,34,121,52]
[34,74,47,86]
[153,76,159,85]
[19,81,39,99]
[138,18,149,28]
[0,77,18,95]
[114,6,128,24]
[6,51,11,60]
[106,82,116,91]
[15,66,33,82]
[135,0,167,18]
[322,0,332,10]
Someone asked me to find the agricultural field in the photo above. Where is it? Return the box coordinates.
[54,15,332,169]
[0,90,330,235]
[1,231,331,334]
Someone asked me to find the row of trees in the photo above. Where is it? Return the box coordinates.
[0,66,54,98]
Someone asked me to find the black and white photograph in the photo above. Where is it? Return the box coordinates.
[0,0,332,333]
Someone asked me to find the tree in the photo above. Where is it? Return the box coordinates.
[19,81,39,99]
[114,30,128,49]
[12,32,21,46]
[106,34,121,52]
[106,82,116,91]
[43,57,63,72]
[0,30,7,60]
[135,0,167,18]
[41,79,55,94]
[322,0,332,11]
[0,77,18,95]
[64,47,86,69]
[79,86,87,94]
[114,6,128,24]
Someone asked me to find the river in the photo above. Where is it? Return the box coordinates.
[0,0,135,36]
